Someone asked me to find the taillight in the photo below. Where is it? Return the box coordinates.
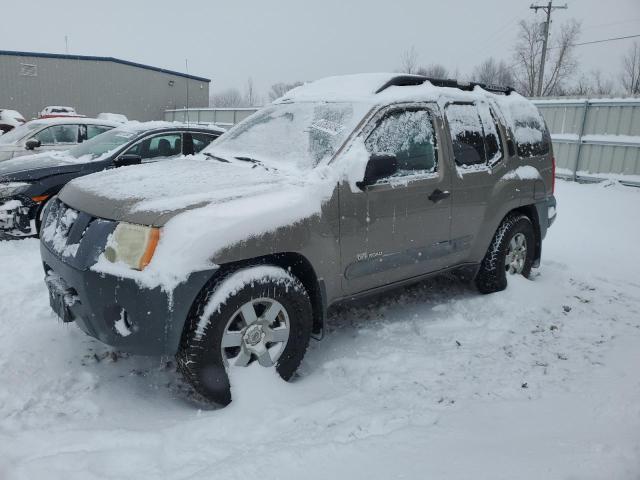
[551,156,556,195]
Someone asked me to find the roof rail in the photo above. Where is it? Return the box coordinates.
[376,75,514,95]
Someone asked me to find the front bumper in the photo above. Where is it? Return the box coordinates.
[40,200,215,355]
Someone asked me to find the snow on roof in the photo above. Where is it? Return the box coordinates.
[277,72,526,109]
[116,120,225,134]
[27,117,121,127]
[278,73,401,103]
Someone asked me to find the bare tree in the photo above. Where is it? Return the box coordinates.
[566,70,615,96]
[399,46,419,74]
[268,81,303,102]
[471,58,515,86]
[416,64,449,79]
[621,41,640,95]
[210,88,244,107]
[513,19,581,96]
[244,77,261,106]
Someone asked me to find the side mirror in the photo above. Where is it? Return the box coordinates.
[114,154,142,167]
[25,139,41,150]
[356,154,398,190]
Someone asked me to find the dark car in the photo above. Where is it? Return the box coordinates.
[0,122,224,239]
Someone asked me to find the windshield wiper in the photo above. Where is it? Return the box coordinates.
[234,156,275,171]
[203,152,230,163]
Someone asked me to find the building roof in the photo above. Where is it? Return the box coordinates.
[0,50,210,83]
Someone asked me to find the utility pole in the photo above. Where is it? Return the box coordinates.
[530,2,567,96]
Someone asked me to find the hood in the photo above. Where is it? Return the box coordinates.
[59,157,311,226]
[0,152,85,181]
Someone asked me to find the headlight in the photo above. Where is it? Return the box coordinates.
[0,182,30,198]
[104,222,160,270]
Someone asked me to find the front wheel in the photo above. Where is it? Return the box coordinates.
[474,213,535,294]
[177,265,312,406]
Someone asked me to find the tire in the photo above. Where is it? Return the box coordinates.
[177,265,313,406]
[474,213,535,294]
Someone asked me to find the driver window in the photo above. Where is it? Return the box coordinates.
[39,125,79,144]
[365,109,438,178]
[124,133,183,161]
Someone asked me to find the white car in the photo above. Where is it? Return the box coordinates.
[38,106,82,118]
[0,117,119,162]
[0,109,26,134]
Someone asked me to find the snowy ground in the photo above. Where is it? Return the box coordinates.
[1,179,639,479]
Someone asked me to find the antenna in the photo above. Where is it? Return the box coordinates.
[185,59,190,126]
[64,35,69,54]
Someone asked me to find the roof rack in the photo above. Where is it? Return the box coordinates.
[375,75,514,95]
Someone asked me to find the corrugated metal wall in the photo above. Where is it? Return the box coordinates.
[0,54,210,121]
[532,98,640,184]
[164,107,259,128]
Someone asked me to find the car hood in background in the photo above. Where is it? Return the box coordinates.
[0,153,86,181]
[59,157,309,227]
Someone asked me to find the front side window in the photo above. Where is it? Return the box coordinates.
[126,133,183,160]
[365,108,438,178]
[34,124,79,145]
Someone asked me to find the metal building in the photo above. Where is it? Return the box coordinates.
[0,50,210,121]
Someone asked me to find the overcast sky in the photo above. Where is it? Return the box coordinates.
[1,0,638,101]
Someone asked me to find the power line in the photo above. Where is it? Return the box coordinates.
[564,33,640,48]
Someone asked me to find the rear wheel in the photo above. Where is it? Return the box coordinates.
[474,213,535,294]
[177,265,312,406]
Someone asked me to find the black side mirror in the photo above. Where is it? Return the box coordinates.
[356,154,399,190]
[25,139,41,150]
[114,154,142,167]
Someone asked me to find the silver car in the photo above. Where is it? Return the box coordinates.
[0,117,118,162]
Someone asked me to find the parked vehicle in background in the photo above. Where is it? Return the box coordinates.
[0,109,26,134]
[40,73,556,406]
[39,106,83,119]
[97,113,128,123]
[0,117,119,163]
[0,122,224,239]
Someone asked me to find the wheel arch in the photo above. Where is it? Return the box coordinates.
[194,252,326,338]
[508,204,542,267]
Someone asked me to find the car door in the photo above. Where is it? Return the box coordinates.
[444,101,507,265]
[339,103,454,296]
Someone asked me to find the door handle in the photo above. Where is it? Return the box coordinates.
[428,189,450,203]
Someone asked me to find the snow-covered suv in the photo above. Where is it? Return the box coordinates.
[40,73,557,405]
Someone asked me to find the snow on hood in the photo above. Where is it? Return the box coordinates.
[74,155,350,290]
[0,151,81,177]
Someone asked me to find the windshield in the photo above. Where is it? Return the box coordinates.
[68,128,138,160]
[0,122,42,145]
[207,102,371,170]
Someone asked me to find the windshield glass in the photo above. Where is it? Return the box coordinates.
[68,128,138,160]
[206,102,371,170]
[0,122,42,145]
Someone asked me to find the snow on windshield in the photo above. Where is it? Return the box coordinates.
[208,102,371,170]
[68,128,137,161]
[0,122,41,144]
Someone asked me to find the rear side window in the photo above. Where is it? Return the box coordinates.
[365,109,438,177]
[445,104,486,167]
[445,103,504,168]
[502,97,550,157]
[87,125,112,139]
[514,120,550,157]
[191,133,217,154]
